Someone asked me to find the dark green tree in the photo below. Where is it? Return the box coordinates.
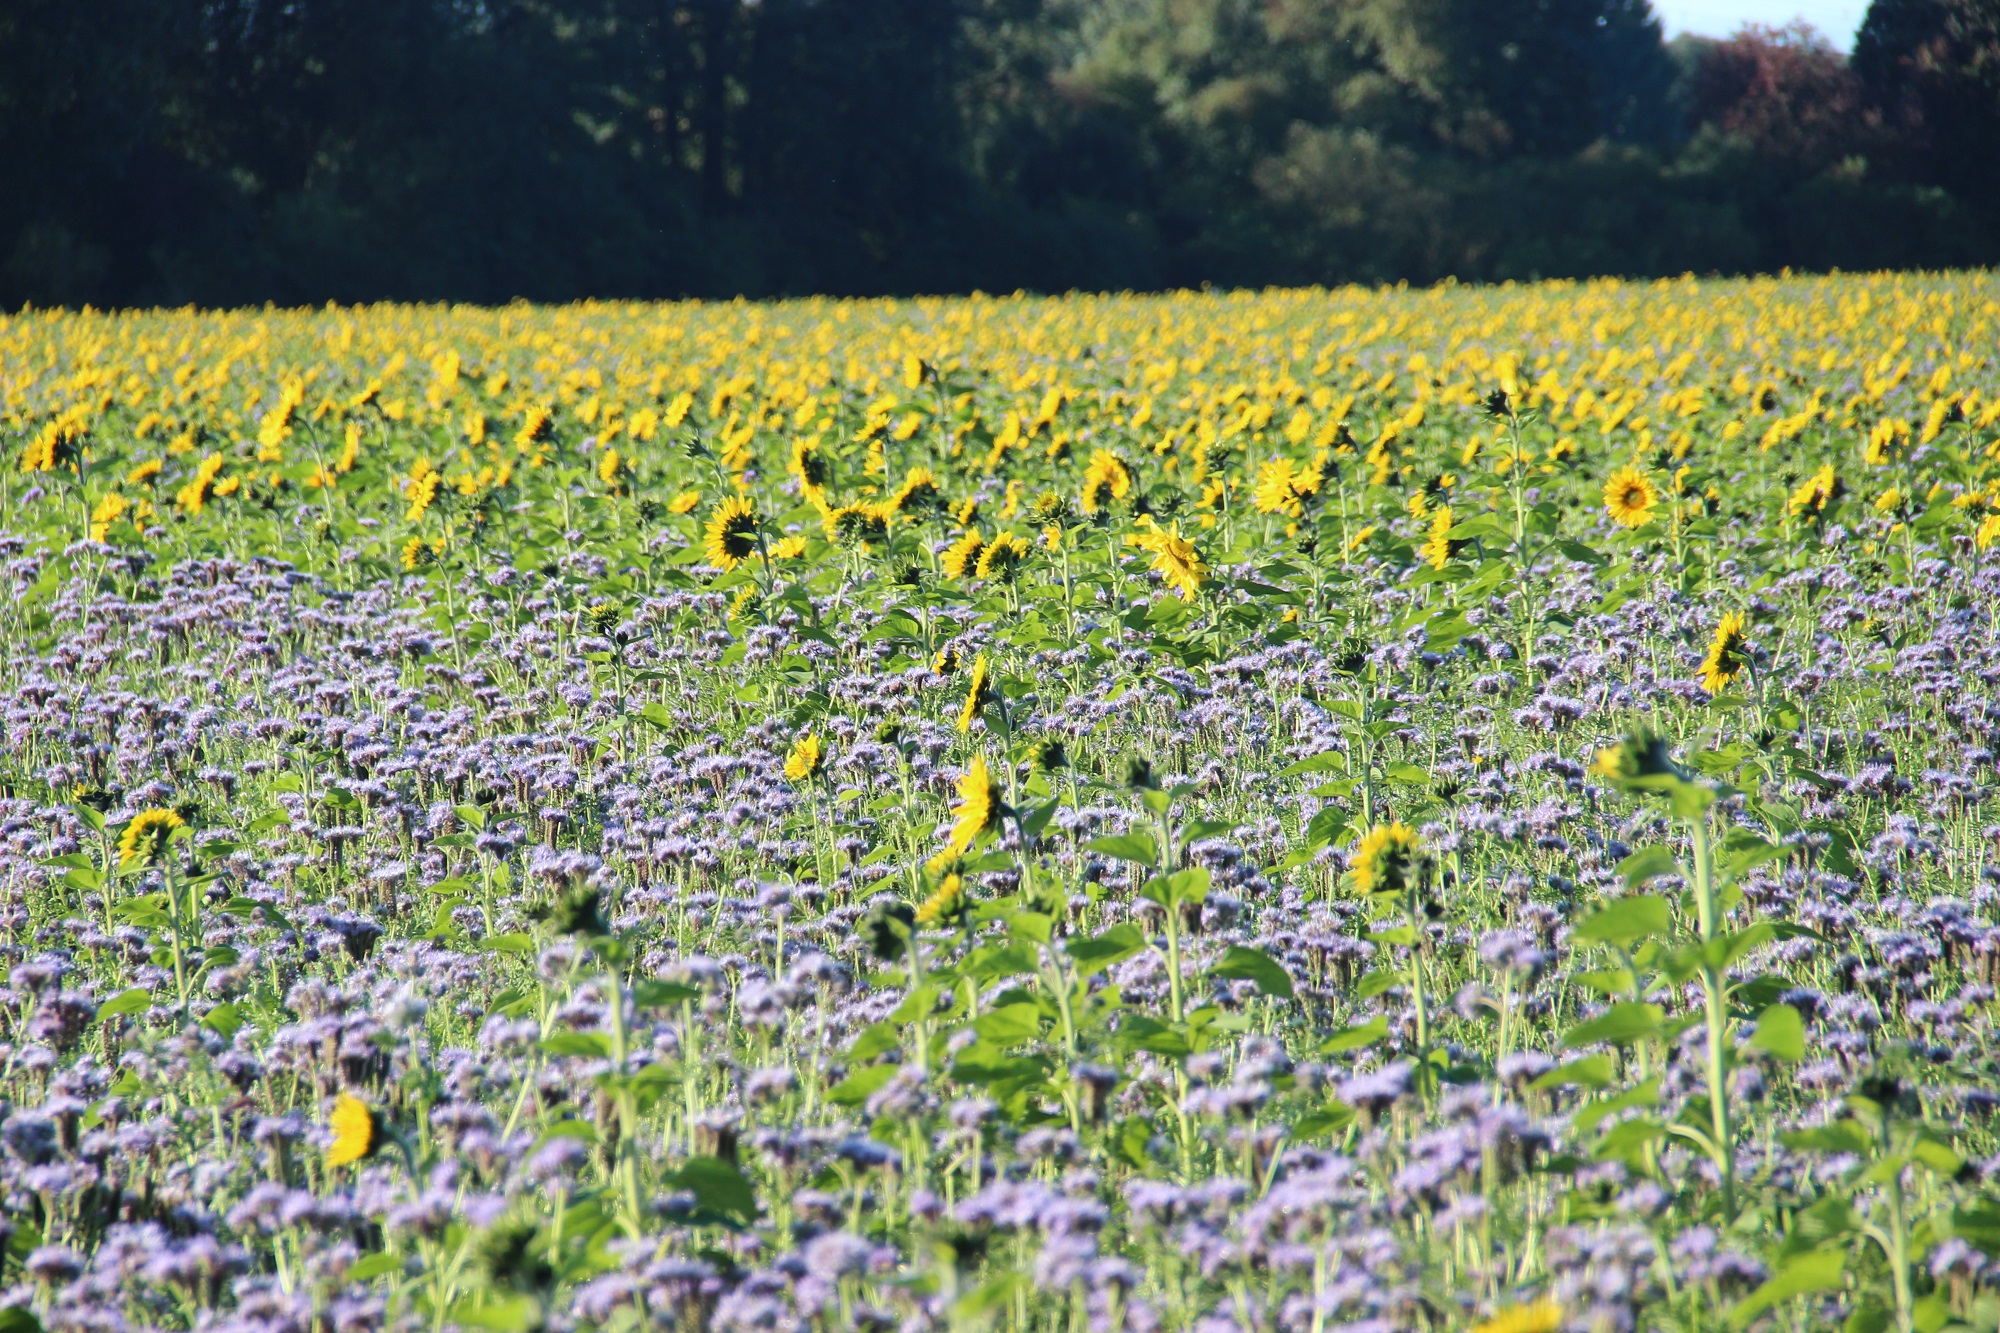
[1854,0,2000,211]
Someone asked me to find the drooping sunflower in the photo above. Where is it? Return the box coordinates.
[1602,464,1658,528]
[1125,518,1207,599]
[704,496,760,571]
[957,653,993,733]
[325,1093,383,1168]
[941,756,1002,858]
[784,734,824,783]
[1697,610,1751,694]
[941,529,985,580]
[1349,822,1425,897]
[118,808,185,867]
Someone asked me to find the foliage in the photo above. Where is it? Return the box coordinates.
[1,0,1996,307]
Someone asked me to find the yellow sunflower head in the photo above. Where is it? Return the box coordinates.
[974,532,1031,582]
[704,496,760,570]
[1080,450,1132,514]
[1125,518,1207,599]
[944,755,1003,857]
[325,1093,382,1168]
[1590,730,1678,785]
[1698,610,1750,694]
[942,529,985,580]
[957,654,993,733]
[1603,465,1657,528]
[889,466,944,517]
[1420,506,1458,570]
[915,873,969,927]
[1349,822,1426,898]
[784,734,824,784]
[1787,463,1844,521]
[1470,1299,1563,1333]
[789,435,831,499]
[117,808,185,867]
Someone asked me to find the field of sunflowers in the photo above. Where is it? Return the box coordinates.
[6,272,2000,1333]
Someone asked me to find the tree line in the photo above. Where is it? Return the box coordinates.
[2,0,1996,307]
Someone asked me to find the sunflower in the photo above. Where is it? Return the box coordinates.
[974,531,1031,581]
[887,465,943,517]
[915,873,969,927]
[514,404,555,450]
[1470,1300,1563,1333]
[957,653,993,733]
[1349,822,1425,897]
[941,529,985,580]
[933,644,962,674]
[89,492,130,542]
[1602,464,1657,527]
[1080,449,1132,515]
[117,808,185,866]
[1031,491,1076,528]
[770,534,810,560]
[1590,730,1676,785]
[1978,511,2000,551]
[1253,458,1308,517]
[1787,463,1843,521]
[596,447,625,491]
[1419,506,1459,570]
[824,502,890,551]
[789,435,831,503]
[325,1093,383,1168]
[704,496,760,570]
[1125,518,1207,599]
[668,488,702,514]
[1698,610,1751,694]
[784,734,823,783]
[940,756,1002,859]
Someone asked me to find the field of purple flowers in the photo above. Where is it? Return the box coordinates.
[6,276,2000,1333]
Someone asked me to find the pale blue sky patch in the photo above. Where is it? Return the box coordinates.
[1650,0,1871,48]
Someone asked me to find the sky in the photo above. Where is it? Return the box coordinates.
[1650,0,1871,47]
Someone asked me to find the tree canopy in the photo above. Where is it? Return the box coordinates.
[1,0,1994,307]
